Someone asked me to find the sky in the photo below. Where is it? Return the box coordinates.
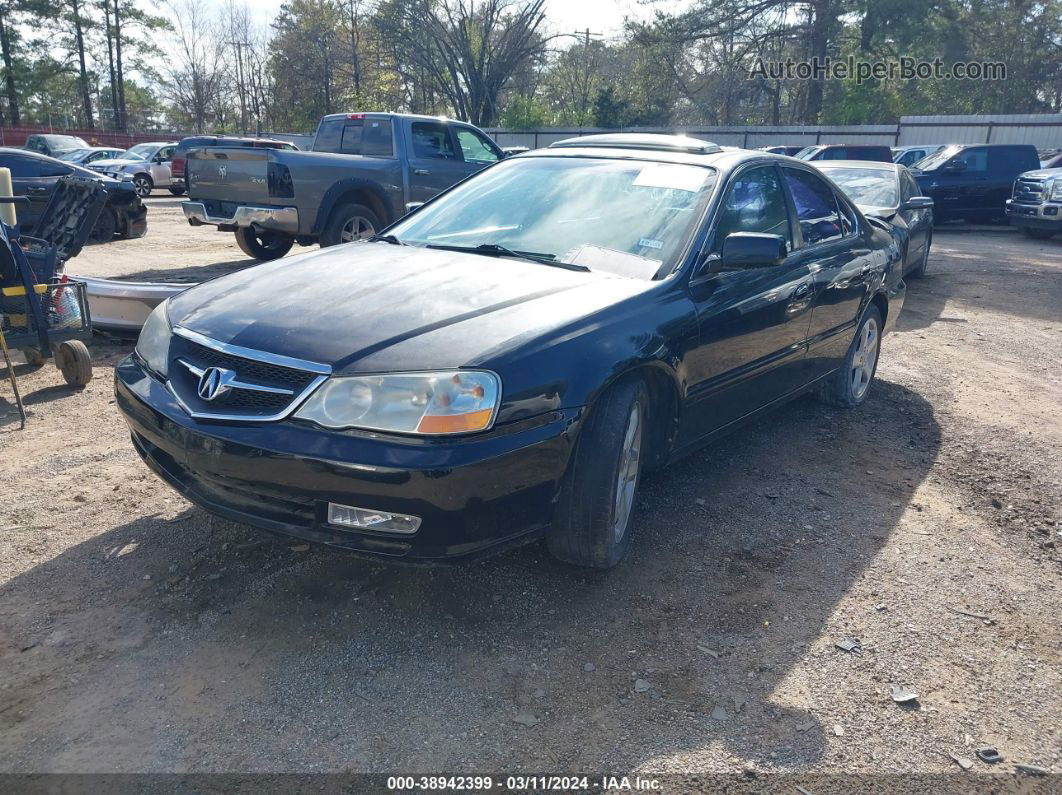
[245,0,691,39]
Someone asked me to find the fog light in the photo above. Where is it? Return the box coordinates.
[327,503,421,534]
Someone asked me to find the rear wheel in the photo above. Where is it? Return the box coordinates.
[168,186,186,196]
[547,378,648,569]
[132,174,153,198]
[55,340,92,387]
[1022,226,1055,240]
[320,203,381,248]
[818,306,882,409]
[234,227,294,261]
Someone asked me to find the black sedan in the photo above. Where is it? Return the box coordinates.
[116,134,905,568]
[0,148,147,243]
[814,160,934,278]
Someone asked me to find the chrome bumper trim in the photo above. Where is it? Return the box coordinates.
[182,201,299,233]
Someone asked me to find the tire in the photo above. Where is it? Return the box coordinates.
[1022,227,1055,240]
[320,202,381,248]
[20,347,45,366]
[547,377,649,569]
[88,207,118,244]
[908,233,931,278]
[234,227,295,261]
[168,186,186,196]
[55,340,92,387]
[132,174,153,198]
[817,306,882,409]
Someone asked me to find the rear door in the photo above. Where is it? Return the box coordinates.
[683,163,813,439]
[3,153,72,231]
[407,120,470,202]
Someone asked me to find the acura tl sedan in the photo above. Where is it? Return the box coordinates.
[116,134,905,569]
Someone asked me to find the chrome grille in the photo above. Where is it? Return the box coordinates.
[167,327,330,422]
[1013,178,1044,203]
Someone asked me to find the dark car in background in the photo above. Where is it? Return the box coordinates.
[795,144,893,162]
[169,135,299,196]
[119,134,904,569]
[23,134,90,158]
[911,143,1040,223]
[0,148,147,243]
[59,146,126,166]
[816,160,934,278]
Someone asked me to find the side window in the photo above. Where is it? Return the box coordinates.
[837,197,857,236]
[822,147,848,160]
[712,165,792,253]
[987,147,1030,175]
[953,147,987,172]
[2,155,38,178]
[454,128,499,164]
[411,122,456,160]
[899,172,913,202]
[782,168,844,246]
[157,146,175,162]
[359,119,393,157]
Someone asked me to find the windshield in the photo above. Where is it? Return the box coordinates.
[119,144,154,161]
[795,146,823,160]
[59,149,89,161]
[388,157,717,279]
[820,167,898,208]
[911,145,960,172]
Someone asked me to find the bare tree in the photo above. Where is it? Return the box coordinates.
[163,0,226,132]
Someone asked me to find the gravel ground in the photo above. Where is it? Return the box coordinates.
[0,212,1059,778]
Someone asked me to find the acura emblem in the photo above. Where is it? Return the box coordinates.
[197,366,235,401]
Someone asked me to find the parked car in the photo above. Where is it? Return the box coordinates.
[169,135,299,196]
[119,133,905,568]
[23,134,89,158]
[182,112,504,260]
[501,145,530,156]
[891,144,944,168]
[0,148,147,243]
[911,143,1040,223]
[815,161,934,277]
[795,144,893,162]
[1038,151,1062,170]
[759,145,805,156]
[88,141,178,198]
[1006,167,1062,239]
[58,146,126,166]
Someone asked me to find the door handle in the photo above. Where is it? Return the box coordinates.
[26,187,48,195]
[413,169,430,176]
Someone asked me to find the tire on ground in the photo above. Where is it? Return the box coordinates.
[55,340,92,387]
[320,202,381,248]
[817,305,883,409]
[132,174,153,198]
[547,376,649,569]
[234,227,295,261]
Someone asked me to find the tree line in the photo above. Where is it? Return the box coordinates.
[0,0,1059,135]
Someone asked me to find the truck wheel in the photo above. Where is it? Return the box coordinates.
[547,377,649,569]
[320,203,380,248]
[234,227,294,261]
[168,186,186,196]
[132,174,153,198]
[55,340,92,387]
[1022,227,1055,240]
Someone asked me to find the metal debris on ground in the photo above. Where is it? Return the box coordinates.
[697,644,720,658]
[948,606,995,625]
[835,637,862,653]
[975,746,1003,764]
[1014,763,1049,776]
[889,685,919,703]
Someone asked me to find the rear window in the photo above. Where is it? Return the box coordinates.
[313,118,393,157]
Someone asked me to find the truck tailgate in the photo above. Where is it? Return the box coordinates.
[186,148,272,203]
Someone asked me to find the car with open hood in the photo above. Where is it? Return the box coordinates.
[116,134,905,568]
[815,160,934,278]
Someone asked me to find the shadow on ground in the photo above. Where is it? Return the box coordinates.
[0,376,940,771]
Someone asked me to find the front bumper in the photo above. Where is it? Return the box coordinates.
[115,356,581,562]
[182,201,299,234]
[170,177,185,188]
[1006,200,1062,229]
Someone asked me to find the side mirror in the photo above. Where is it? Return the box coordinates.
[943,160,966,173]
[903,196,934,210]
[720,232,788,270]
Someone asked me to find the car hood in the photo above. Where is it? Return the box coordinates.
[167,243,652,374]
[856,204,898,220]
[1018,167,1062,180]
[90,158,143,169]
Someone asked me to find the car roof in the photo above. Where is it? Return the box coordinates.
[318,111,476,125]
[815,159,900,171]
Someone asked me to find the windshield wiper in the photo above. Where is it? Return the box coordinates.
[368,233,406,245]
[425,242,589,271]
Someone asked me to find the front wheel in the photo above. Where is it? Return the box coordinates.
[320,203,381,248]
[132,174,153,198]
[1022,226,1055,240]
[817,306,882,409]
[547,378,649,569]
[234,227,294,261]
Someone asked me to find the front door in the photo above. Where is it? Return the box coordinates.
[407,121,470,203]
[150,145,176,185]
[682,163,813,441]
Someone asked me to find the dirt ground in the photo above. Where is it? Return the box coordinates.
[0,199,1059,777]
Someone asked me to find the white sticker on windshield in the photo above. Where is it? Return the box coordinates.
[632,164,708,193]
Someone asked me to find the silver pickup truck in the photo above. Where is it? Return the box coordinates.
[1006,167,1062,239]
[182,112,505,259]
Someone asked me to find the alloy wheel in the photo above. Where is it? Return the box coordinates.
[850,317,879,401]
[339,215,376,243]
[612,402,643,543]
[133,176,151,198]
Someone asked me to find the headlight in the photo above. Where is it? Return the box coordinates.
[295,370,501,435]
[135,301,171,377]
[1049,178,1062,201]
